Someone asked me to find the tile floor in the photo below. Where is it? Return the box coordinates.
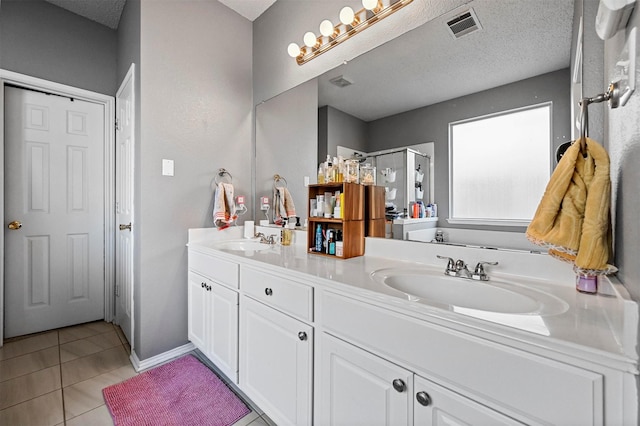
[0,321,273,426]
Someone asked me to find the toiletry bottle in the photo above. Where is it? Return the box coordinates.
[328,231,336,255]
[325,230,333,254]
[315,224,323,252]
[337,156,344,182]
[318,163,325,184]
[325,155,333,183]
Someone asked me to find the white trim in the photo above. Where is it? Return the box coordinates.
[115,63,136,353]
[446,218,530,227]
[0,69,116,344]
[130,343,196,372]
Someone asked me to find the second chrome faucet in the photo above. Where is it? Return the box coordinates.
[437,255,498,281]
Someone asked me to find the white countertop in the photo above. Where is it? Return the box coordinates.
[188,227,639,374]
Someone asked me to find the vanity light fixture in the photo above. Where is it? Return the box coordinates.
[287,0,414,66]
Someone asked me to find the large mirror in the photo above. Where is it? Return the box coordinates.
[257,0,579,251]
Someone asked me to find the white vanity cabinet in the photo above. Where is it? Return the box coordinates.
[187,249,239,382]
[239,266,314,426]
[318,333,521,426]
[318,332,413,425]
[319,290,605,426]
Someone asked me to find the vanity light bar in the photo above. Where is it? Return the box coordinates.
[288,0,414,66]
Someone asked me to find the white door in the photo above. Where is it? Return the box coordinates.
[208,280,239,381]
[115,65,135,345]
[4,86,105,338]
[318,333,413,426]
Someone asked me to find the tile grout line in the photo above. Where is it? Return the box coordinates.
[57,330,69,426]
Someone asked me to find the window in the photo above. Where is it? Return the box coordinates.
[449,103,551,226]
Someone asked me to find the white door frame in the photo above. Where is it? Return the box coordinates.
[0,69,115,344]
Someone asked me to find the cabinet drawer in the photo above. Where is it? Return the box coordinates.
[321,291,603,426]
[241,266,313,321]
[189,249,239,289]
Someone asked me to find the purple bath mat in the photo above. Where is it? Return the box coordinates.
[103,355,250,426]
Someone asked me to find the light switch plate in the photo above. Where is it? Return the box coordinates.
[162,159,174,176]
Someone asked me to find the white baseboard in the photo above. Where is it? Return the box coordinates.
[130,342,196,372]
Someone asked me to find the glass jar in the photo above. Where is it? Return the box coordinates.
[360,163,376,185]
[344,160,360,183]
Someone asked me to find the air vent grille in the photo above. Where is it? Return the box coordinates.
[329,75,353,88]
[446,8,482,39]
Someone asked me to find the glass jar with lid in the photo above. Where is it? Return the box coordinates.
[360,163,376,185]
[344,159,360,183]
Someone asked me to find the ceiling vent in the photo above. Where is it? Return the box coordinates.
[446,8,482,39]
[329,75,353,88]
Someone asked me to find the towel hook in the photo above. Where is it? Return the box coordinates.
[273,174,288,189]
[215,168,233,184]
[577,82,619,155]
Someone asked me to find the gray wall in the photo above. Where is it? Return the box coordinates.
[0,0,117,95]
[604,8,640,303]
[366,69,571,230]
[318,106,368,162]
[135,1,253,360]
[255,79,318,223]
[582,0,605,144]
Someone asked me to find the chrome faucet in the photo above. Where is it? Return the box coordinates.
[437,256,498,281]
[254,232,276,245]
[471,261,499,281]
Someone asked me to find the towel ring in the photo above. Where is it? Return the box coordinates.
[273,174,287,189]
[215,168,233,184]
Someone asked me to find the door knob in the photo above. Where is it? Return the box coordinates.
[119,223,132,231]
[8,221,22,230]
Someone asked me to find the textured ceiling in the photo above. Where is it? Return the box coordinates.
[218,0,277,21]
[44,0,276,28]
[45,0,126,29]
[317,0,575,121]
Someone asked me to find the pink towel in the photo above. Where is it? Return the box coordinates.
[273,186,295,225]
[213,183,236,230]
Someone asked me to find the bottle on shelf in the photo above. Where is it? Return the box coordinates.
[315,224,323,252]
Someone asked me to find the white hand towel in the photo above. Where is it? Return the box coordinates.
[213,182,237,229]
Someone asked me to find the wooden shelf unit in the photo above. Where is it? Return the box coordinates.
[307,183,364,259]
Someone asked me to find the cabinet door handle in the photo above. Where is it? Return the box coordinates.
[392,379,406,393]
[207,285,212,291]
[298,331,307,341]
[265,288,273,296]
[416,391,432,406]
[201,282,206,288]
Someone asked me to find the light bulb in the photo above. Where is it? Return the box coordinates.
[362,0,378,10]
[287,43,301,58]
[319,19,334,37]
[303,31,318,48]
[339,6,355,25]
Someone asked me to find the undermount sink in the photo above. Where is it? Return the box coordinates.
[215,239,276,252]
[370,267,568,315]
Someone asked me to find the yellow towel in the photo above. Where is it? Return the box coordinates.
[526,137,616,275]
[213,183,237,230]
